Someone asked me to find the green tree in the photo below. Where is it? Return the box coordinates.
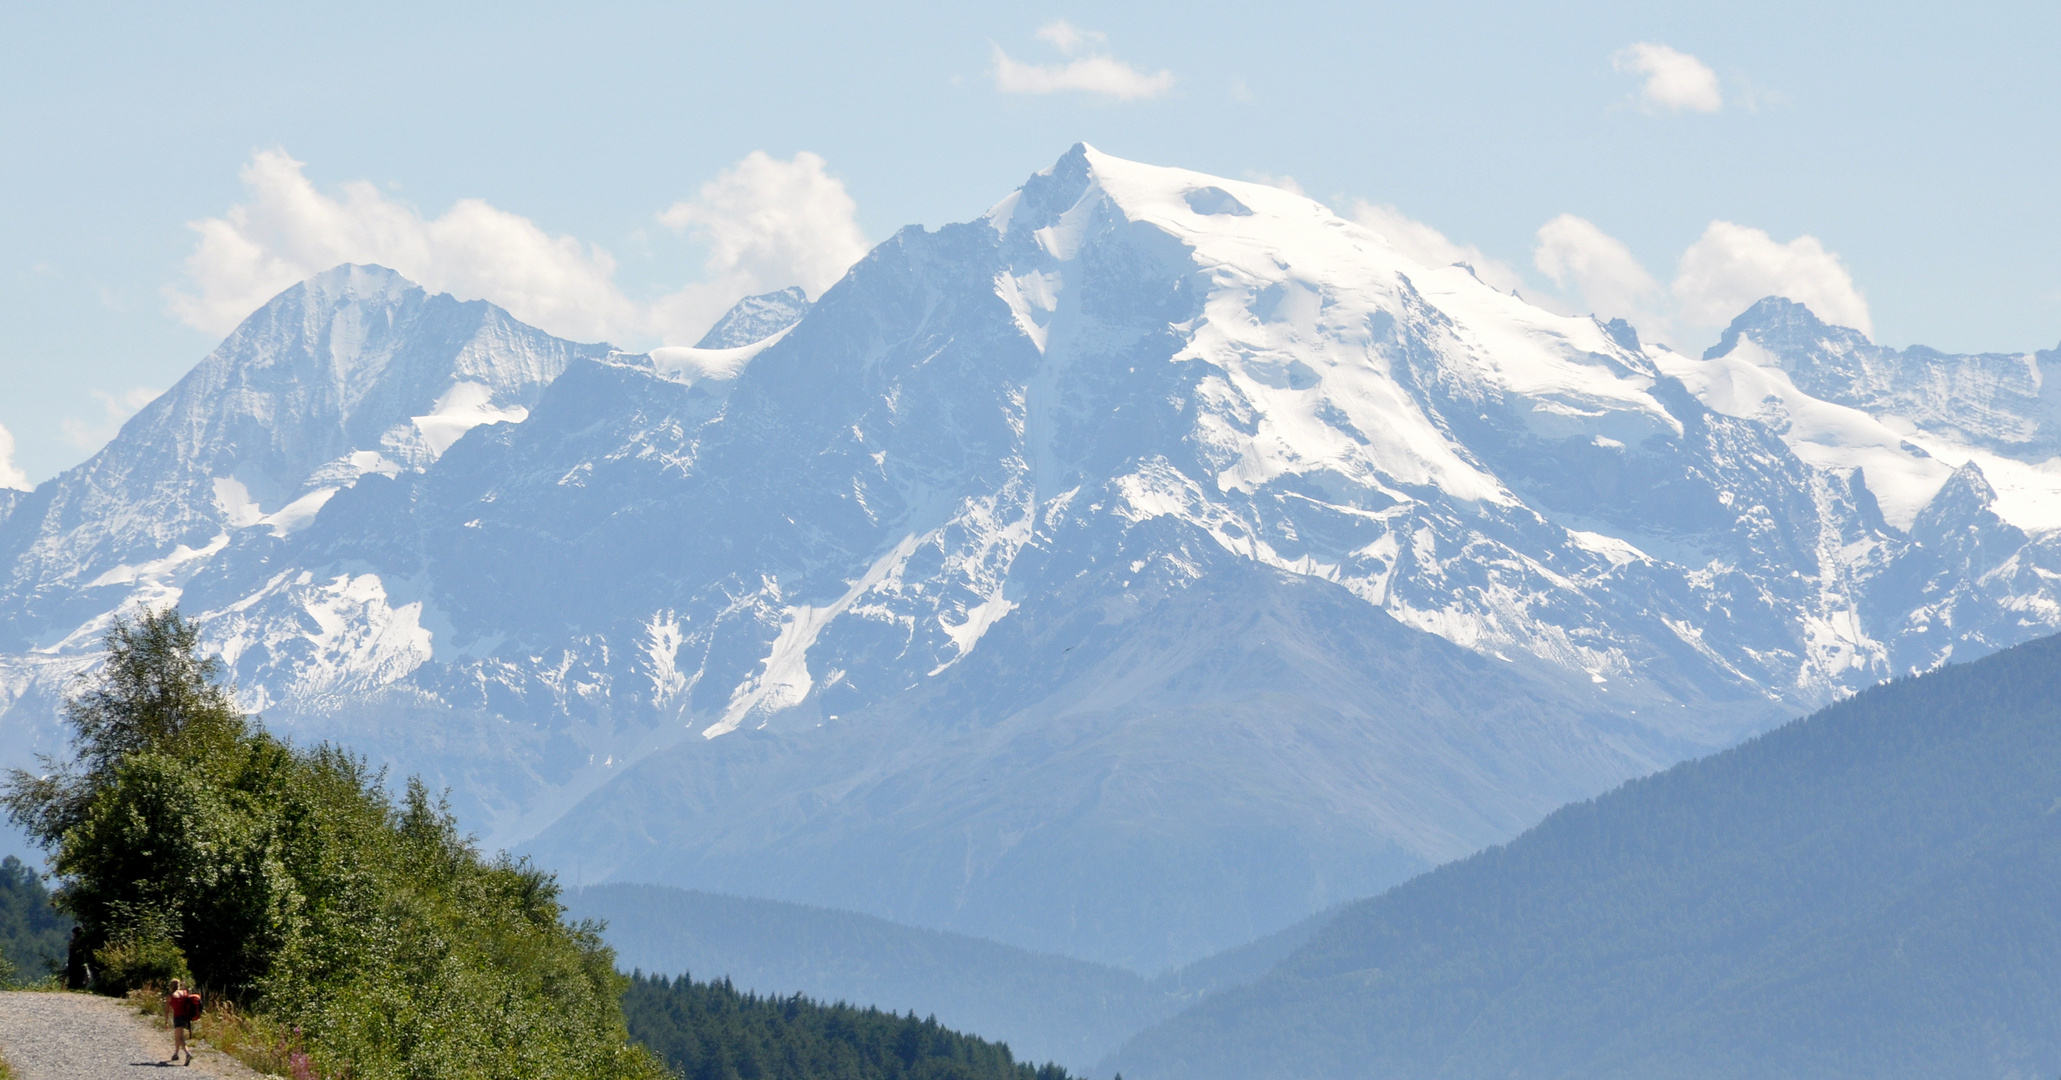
[6,608,246,844]
[6,608,300,991]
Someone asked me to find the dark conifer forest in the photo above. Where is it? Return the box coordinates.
[0,854,68,982]
[621,973,1074,1080]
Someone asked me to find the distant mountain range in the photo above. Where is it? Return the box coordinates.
[3,144,2059,970]
[1108,627,2061,1080]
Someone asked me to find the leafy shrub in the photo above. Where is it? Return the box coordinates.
[87,903,191,994]
[93,933,190,994]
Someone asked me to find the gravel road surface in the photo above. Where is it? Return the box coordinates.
[0,992,260,1080]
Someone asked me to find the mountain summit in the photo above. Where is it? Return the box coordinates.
[3,146,2059,969]
[693,286,811,349]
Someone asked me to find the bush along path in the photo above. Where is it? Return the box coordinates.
[0,990,260,1079]
[1,609,665,1080]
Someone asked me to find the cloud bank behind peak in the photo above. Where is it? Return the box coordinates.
[167,149,869,349]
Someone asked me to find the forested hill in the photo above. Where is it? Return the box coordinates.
[621,973,1073,1080]
[566,883,1333,1071]
[1109,631,2061,1080]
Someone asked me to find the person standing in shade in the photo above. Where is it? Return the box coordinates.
[165,979,200,1065]
[62,927,89,990]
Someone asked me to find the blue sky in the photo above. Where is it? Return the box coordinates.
[2,0,2056,484]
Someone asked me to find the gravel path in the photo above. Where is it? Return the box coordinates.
[0,992,262,1080]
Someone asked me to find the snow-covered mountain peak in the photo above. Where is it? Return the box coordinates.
[0,266,608,623]
[987,145,1690,531]
[1694,295,2061,530]
[694,286,811,349]
[1915,459,1998,532]
[164,262,589,490]
[300,261,418,313]
[1704,295,1873,362]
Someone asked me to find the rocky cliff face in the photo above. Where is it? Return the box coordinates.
[2,147,2057,969]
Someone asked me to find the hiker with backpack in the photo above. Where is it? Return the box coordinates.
[165,979,201,1065]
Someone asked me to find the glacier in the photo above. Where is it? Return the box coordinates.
[2,146,2058,970]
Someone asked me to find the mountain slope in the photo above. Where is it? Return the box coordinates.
[1688,298,2061,676]
[0,265,606,759]
[1107,630,2061,1080]
[569,884,1331,1072]
[4,146,2061,970]
[0,264,594,609]
[530,558,1664,968]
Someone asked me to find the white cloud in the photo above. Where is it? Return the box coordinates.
[1349,200,1526,296]
[1673,221,1872,335]
[992,51,1176,100]
[62,387,161,452]
[1034,20,1105,56]
[0,423,28,490]
[168,150,638,342]
[1612,42,1723,113]
[1533,213,1668,333]
[1518,213,1873,345]
[168,149,869,346]
[653,150,872,339]
[990,24,1174,101]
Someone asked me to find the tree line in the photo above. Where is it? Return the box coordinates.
[623,972,1075,1080]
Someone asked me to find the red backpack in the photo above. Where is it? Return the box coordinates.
[173,991,202,1022]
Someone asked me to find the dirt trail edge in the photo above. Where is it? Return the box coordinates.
[0,992,263,1080]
